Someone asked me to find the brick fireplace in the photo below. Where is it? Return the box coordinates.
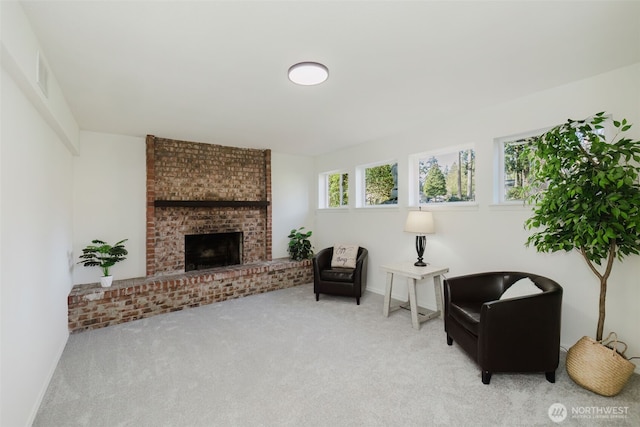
[146,135,272,275]
[68,136,312,332]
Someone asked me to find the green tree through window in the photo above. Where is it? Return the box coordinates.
[423,161,447,199]
[417,149,475,203]
[328,173,348,207]
[503,138,533,201]
[365,163,397,205]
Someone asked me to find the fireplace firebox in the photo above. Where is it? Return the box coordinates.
[185,232,243,272]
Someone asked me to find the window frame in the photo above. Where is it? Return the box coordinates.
[408,144,477,207]
[494,122,609,205]
[494,127,549,205]
[355,159,399,208]
[318,170,350,209]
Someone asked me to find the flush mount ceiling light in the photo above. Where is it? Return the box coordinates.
[288,62,329,86]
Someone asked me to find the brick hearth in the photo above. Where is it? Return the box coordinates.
[68,259,312,333]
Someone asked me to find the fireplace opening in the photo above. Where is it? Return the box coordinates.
[185,232,243,272]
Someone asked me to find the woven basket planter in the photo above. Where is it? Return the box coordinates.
[566,333,636,396]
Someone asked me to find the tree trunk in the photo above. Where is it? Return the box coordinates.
[581,241,615,342]
[596,276,607,341]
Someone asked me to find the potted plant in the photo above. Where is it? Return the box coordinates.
[524,112,639,395]
[287,227,314,261]
[78,239,128,287]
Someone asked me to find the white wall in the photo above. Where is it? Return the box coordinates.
[0,1,79,153]
[72,131,146,284]
[271,152,316,258]
[0,68,74,426]
[1,3,79,425]
[314,64,640,368]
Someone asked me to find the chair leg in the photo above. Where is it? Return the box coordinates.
[356,297,360,305]
[482,371,492,385]
[545,371,556,383]
[315,293,319,301]
[446,335,453,346]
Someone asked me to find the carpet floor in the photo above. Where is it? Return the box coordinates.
[34,283,639,426]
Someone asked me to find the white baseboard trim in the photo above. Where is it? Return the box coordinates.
[27,330,69,426]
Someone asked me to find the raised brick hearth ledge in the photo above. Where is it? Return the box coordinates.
[68,258,312,333]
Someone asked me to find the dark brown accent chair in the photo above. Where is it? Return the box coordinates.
[444,271,563,384]
[312,247,368,305]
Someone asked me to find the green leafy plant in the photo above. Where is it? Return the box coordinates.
[287,227,313,261]
[365,163,396,205]
[524,112,640,341]
[78,239,128,276]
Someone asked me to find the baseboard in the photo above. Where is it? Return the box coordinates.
[27,330,69,426]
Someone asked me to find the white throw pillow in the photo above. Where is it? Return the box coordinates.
[331,244,359,269]
[499,278,542,300]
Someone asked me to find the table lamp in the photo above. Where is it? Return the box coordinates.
[404,209,435,266]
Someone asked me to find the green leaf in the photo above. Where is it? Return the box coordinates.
[523,112,640,315]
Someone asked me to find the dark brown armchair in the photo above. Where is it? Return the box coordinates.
[312,246,368,305]
[444,271,563,384]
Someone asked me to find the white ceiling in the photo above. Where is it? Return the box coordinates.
[21,0,640,156]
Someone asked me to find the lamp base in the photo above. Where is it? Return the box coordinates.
[413,235,428,267]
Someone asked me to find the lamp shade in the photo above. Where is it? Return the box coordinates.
[404,210,435,234]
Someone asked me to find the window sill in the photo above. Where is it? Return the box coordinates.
[354,205,400,211]
[488,202,533,211]
[317,207,350,212]
[415,202,479,212]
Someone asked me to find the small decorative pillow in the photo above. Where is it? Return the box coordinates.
[331,244,359,269]
[499,277,543,300]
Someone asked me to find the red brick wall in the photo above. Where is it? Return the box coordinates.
[146,135,157,275]
[68,259,312,332]
[146,136,272,275]
[154,207,267,272]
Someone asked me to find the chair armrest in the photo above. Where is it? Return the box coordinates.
[355,248,368,270]
[353,247,368,286]
[478,290,562,368]
[313,247,333,271]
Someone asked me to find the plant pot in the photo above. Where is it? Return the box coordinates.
[100,276,113,288]
[566,334,636,396]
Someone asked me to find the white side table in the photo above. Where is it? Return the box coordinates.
[380,262,449,330]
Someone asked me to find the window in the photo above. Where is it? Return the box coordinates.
[500,137,534,202]
[356,161,398,207]
[410,147,475,205]
[319,171,349,208]
[329,172,349,207]
[496,124,607,203]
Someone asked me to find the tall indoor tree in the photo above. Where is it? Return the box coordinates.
[524,112,640,341]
